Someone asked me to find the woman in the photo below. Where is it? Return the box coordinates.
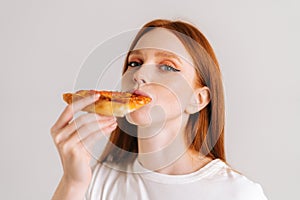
[51,19,268,200]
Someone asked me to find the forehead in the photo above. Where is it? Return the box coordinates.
[132,28,193,64]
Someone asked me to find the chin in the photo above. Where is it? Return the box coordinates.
[126,105,168,128]
[126,108,152,127]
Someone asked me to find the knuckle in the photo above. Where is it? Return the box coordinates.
[58,141,69,154]
[53,134,61,144]
[50,130,56,137]
[50,124,60,135]
[80,124,92,133]
[69,147,79,157]
[50,126,55,134]
[67,121,76,131]
[50,130,59,141]
[74,116,84,127]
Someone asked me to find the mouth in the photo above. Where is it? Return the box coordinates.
[125,88,153,101]
[132,89,151,98]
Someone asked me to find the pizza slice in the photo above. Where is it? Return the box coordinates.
[62,90,152,117]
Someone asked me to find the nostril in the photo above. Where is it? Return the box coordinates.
[134,77,146,84]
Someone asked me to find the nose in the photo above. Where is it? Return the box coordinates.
[134,76,146,84]
[133,65,148,85]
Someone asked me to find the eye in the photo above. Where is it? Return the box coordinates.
[160,64,181,72]
[127,61,142,68]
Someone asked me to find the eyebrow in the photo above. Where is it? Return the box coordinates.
[129,49,183,64]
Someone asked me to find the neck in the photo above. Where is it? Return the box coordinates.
[137,114,212,175]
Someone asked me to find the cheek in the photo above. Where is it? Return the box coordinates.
[152,85,189,117]
[156,78,194,112]
[121,70,135,91]
[157,88,180,107]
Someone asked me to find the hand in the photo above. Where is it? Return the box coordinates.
[50,94,117,186]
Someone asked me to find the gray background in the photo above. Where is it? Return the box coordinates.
[1,0,299,199]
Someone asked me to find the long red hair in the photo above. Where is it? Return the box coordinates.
[100,19,226,165]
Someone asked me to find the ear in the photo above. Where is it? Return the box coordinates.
[185,86,210,114]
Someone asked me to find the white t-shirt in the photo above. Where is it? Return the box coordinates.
[85,159,268,200]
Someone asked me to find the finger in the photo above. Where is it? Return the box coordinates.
[53,113,101,143]
[79,123,118,151]
[59,116,116,144]
[54,113,115,144]
[56,129,82,159]
[51,94,100,132]
[76,118,117,140]
[58,121,117,155]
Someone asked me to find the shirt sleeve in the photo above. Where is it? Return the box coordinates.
[223,168,268,200]
[251,183,268,200]
[234,179,268,200]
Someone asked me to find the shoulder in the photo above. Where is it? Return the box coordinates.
[209,159,268,200]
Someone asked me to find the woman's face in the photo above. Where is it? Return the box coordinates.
[122,28,198,127]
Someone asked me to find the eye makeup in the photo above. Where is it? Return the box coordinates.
[127,49,182,72]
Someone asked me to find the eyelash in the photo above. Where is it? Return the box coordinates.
[127,61,141,68]
[127,61,181,72]
[160,64,180,72]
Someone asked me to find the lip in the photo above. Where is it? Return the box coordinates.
[132,89,151,99]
